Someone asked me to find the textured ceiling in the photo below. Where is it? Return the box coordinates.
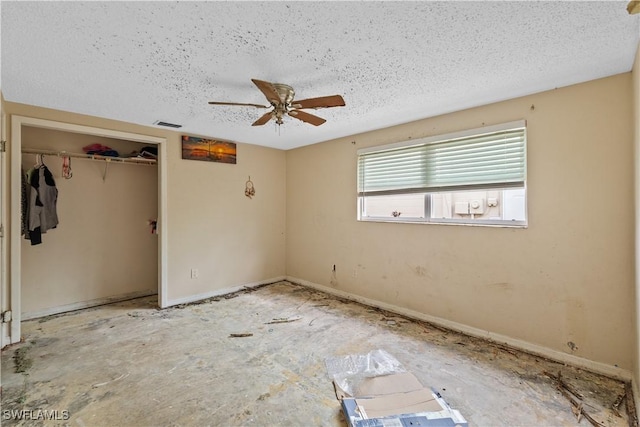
[2,1,639,150]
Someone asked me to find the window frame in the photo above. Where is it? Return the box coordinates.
[357,121,527,227]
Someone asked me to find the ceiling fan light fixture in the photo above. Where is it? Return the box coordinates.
[209,78,345,128]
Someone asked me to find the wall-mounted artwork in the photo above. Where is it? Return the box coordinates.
[181,136,237,164]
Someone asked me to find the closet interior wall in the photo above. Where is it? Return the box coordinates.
[21,126,158,318]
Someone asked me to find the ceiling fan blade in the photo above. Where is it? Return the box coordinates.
[291,95,345,110]
[251,79,282,105]
[288,110,326,126]
[252,112,273,126]
[208,101,269,108]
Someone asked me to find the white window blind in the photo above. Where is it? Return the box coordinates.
[358,121,526,196]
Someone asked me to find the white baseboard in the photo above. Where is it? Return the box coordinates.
[22,289,158,321]
[287,276,633,381]
[165,276,287,307]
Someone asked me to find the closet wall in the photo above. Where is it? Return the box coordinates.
[21,126,158,317]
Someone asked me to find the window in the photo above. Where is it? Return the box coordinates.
[357,121,527,226]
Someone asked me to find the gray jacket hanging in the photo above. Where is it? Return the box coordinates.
[28,165,59,244]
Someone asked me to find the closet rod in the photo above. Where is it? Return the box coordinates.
[21,148,157,166]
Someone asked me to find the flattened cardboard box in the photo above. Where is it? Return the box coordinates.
[334,372,468,427]
[341,398,460,427]
[342,396,468,427]
[355,388,444,418]
[333,372,424,400]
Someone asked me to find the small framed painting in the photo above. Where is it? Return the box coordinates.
[181,136,237,164]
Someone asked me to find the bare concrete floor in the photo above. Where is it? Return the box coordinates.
[0,281,634,426]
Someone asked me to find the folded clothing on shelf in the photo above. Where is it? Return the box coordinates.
[82,143,119,157]
[139,146,158,159]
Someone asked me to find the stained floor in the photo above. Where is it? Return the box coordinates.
[0,281,635,426]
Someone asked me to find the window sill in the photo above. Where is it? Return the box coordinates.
[357,217,528,228]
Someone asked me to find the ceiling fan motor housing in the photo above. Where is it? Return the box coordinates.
[272,83,295,105]
[271,84,295,124]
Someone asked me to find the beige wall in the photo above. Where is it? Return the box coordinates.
[166,134,286,301]
[287,73,634,369]
[4,102,287,309]
[3,72,635,371]
[20,127,158,314]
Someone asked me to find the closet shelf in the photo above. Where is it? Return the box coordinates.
[22,148,157,165]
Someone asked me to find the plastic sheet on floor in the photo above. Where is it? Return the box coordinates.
[325,349,468,427]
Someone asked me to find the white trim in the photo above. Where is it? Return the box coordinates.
[357,119,526,155]
[10,116,22,344]
[358,216,528,228]
[287,276,633,381]
[13,116,165,145]
[166,276,286,307]
[158,133,169,308]
[22,290,157,321]
[0,103,8,349]
[10,115,168,343]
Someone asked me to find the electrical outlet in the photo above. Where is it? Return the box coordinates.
[190,268,199,279]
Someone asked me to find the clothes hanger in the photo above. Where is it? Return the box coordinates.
[34,153,45,168]
[62,156,73,179]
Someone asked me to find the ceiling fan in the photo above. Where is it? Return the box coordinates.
[208,79,345,127]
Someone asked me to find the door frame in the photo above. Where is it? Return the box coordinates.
[8,115,168,345]
[0,104,8,348]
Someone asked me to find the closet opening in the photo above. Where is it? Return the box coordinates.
[9,116,168,345]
